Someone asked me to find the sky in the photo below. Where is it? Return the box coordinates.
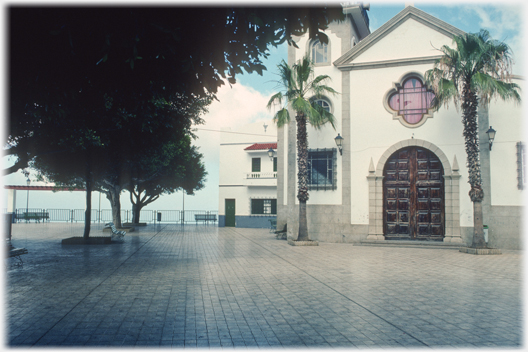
[2,1,526,214]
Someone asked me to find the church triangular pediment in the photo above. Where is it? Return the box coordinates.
[334,6,465,69]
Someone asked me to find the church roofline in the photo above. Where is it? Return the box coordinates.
[333,5,466,68]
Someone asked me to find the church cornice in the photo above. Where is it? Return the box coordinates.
[334,6,465,68]
[337,55,444,71]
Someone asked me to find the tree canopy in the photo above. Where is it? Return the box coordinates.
[7,4,345,174]
[6,5,345,233]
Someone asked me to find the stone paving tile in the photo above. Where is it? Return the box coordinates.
[5,223,523,348]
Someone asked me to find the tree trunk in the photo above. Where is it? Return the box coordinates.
[130,187,159,224]
[131,203,142,224]
[296,113,310,241]
[105,185,122,228]
[83,165,92,239]
[462,81,487,248]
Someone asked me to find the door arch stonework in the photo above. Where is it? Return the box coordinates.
[366,139,463,243]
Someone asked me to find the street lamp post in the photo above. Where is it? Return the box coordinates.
[25,178,30,222]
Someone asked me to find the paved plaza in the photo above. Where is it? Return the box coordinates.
[4,222,523,348]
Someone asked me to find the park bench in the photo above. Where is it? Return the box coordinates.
[6,239,28,266]
[275,224,287,240]
[20,212,49,223]
[194,214,217,224]
[269,219,277,233]
[104,222,126,242]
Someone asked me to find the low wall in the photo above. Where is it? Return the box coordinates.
[218,215,276,228]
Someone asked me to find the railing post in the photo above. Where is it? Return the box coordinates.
[71,209,74,223]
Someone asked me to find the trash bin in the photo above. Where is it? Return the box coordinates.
[157,212,162,222]
[483,225,489,243]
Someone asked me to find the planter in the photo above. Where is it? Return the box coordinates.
[61,236,112,245]
[459,247,501,255]
[287,240,319,246]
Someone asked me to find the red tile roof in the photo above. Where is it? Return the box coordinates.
[244,143,277,151]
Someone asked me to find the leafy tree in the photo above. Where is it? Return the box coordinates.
[29,93,208,235]
[267,55,338,242]
[6,6,344,235]
[89,93,209,228]
[425,29,521,249]
[128,138,206,224]
[8,5,344,162]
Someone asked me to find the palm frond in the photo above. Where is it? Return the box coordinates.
[266,92,284,111]
[268,54,338,130]
[292,96,312,116]
[310,102,336,129]
[273,108,290,128]
[312,84,339,98]
[473,72,521,105]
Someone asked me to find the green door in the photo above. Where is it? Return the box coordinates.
[225,199,236,227]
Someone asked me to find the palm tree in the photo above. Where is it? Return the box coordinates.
[267,55,338,242]
[425,29,521,249]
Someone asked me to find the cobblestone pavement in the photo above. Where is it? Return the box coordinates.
[5,223,523,348]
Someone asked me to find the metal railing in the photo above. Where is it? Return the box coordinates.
[11,208,218,224]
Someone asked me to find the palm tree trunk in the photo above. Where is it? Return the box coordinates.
[296,113,310,241]
[462,83,487,248]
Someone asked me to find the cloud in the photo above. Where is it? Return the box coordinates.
[200,82,273,131]
[193,81,275,167]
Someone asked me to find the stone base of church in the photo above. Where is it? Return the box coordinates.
[443,236,464,243]
[366,234,385,241]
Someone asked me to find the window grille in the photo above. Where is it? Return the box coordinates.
[251,199,277,215]
[307,148,337,191]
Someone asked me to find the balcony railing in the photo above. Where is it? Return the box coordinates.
[246,172,277,179]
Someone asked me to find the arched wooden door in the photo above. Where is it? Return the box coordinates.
[383,147,444,241]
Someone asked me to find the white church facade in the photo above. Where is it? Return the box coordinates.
[275,5,524,250]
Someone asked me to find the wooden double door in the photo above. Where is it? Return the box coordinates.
[383,147,444,241]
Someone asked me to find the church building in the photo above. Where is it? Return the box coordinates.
[276,4,524,249]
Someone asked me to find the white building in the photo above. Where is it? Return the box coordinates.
[218,122,278,228]
[276,5,524,249]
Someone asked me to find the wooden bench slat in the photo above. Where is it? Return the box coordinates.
[9,248,28,257]
[194,214,217,223]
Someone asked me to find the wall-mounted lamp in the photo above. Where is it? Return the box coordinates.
[486,126,496,151]
[334,133,344,155]
[268,148,275,161]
